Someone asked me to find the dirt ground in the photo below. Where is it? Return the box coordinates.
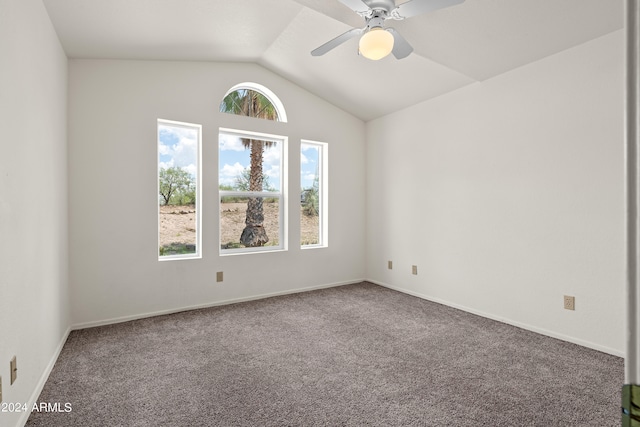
[159,205,197,250]
[159,203,319,250]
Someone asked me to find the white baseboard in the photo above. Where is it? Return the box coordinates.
[17,326,71,427]
[367,279,624,358]
[72,279,365,330]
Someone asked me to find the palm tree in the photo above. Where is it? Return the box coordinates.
[220,89,279,247]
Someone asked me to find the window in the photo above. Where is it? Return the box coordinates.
[301,141,328,248]
[158,119,201,260]
[220,82,287,123]
[219,129,286,254]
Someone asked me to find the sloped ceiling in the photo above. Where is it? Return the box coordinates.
[43,0,623,121]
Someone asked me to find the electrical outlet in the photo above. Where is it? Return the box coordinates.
[388,261,393,270]
[412,265,418,275]
[10,356,16,385]
[564,295,575,311]
[216,271,223,282]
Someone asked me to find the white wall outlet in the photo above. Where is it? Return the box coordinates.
[564,295,575,311]
[388,261,393,270]
[412,265,418,275]
[216,271,223,282]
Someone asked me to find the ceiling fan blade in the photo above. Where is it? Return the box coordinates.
[311,28,364,56]
[387,28,413,59]
[338,0,370,14]
[395,0,464,19]
[290,0,366,28]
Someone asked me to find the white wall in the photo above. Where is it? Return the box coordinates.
[68,60,366,327]
[366,30,625,355]
[0,6,623,426]
[0,0,70,426]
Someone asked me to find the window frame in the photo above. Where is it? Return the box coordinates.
[300,140,328,249]
[157,119,202,261]
[220,82,288,123]
[218,128,288,256]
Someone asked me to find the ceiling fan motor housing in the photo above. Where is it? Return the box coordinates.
[366,14,387,30]
[362,0,397,15]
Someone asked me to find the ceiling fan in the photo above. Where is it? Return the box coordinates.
[311,0,464,60]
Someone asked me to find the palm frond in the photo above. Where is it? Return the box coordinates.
[220,89,279,121]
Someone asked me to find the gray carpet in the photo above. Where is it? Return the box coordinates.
[27,282,622,426]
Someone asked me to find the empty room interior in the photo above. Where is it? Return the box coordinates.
[0,0,632,426]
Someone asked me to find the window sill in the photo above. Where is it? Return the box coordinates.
[301,244,328,250]
[220,247,286,256]
[159,254,201,262]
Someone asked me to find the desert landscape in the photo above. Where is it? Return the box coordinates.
[159,202,319,254]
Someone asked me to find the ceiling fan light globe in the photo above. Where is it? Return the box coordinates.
[359,27,394,60]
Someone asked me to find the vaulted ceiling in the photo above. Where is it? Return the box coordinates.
[42,0,623,121]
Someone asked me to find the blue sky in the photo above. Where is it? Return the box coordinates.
[219,134,319,191]
[158,123,198,178]
[218,134,282,191]
[300,143,319,190]
[159,128,319,191]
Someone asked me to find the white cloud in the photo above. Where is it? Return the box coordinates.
[172,138,196,168]
[263,148,280,164]
[159,159,174,170]
[218,138,284,189]
[262,146,281,188]
[264,164,281,182]
[219,162,246,186]
[219,134,245,151]
[301,152,309,164]
[301,144,316,152]
[159,125,197,141]
[158,125,198,177]
[182,164,197,177]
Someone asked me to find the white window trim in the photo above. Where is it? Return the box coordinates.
[219,128,288,256]
[301,140,328,249]
[221,82,288,123]
[158,119,202,261]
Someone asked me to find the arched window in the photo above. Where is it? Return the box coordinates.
[219,82,288,254]
[220,82,287,123]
